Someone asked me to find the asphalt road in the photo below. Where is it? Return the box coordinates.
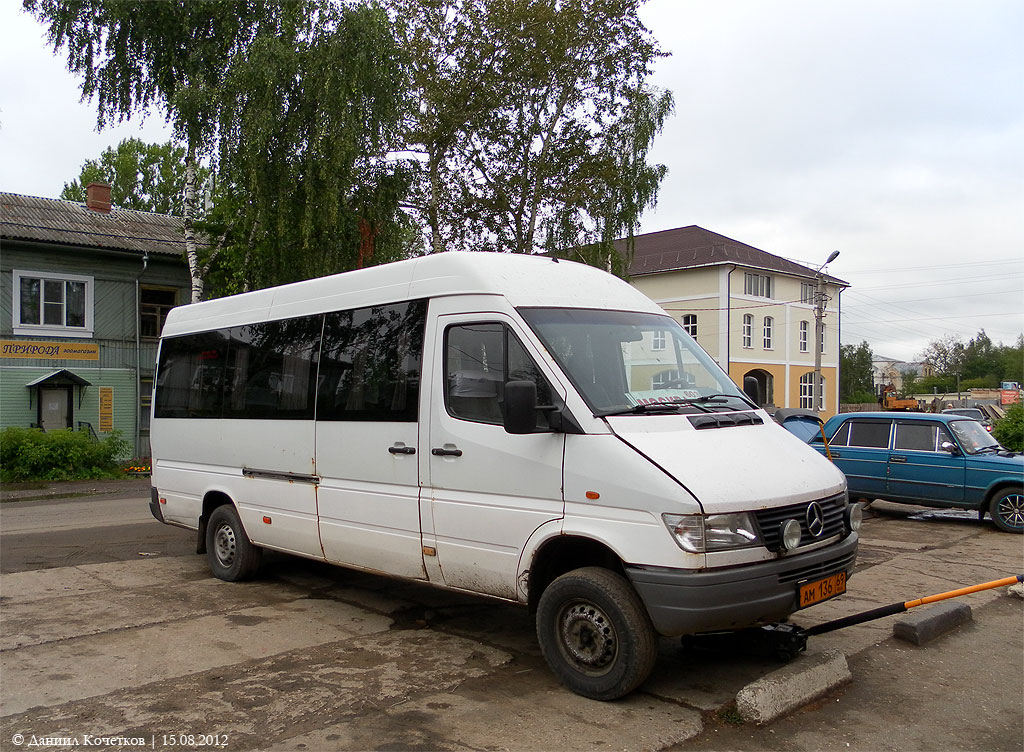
[0,493,1021,751]
[0,495,194,573]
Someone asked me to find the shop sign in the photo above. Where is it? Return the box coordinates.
[0,340,100,360]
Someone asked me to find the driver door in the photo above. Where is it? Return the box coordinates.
[423,314,566,600]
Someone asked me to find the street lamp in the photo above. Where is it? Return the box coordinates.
[814,251,840,415]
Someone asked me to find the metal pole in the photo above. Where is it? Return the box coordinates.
[814,269,823,415]
[813,251,839,416]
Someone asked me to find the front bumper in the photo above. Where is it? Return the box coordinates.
[626,532,858,637]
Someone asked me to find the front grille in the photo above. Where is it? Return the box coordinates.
[754,494,846,551]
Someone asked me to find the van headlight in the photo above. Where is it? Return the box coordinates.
[662,513,761,553]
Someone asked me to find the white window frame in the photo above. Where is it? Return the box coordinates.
[799,320,809,353]
[800,283,815,305]
[763,316,774,350]
[799,372,825,409]
[742,314,753,348]
[681,314,697,337]
[652,331,666,351]
[12,270,95,338]
[744,272,772,298]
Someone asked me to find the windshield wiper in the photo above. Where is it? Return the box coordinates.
[597,402,690,417]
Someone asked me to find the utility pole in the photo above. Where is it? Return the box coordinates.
[814,251,840,415]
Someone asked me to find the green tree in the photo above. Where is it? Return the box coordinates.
[26,0,293,301]
[992,402,1024,452]
[919,334,965,392]
[60,137,209,215]
[206,1,412,294]
[391,0,672,271]
[840,341,875,402]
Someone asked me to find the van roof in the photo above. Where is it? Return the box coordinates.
[162,251,663,336]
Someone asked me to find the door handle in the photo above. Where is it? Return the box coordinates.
[431,447,463,457]
[890,455,907,463]
[388,445,416,455]
[830,450,841,458]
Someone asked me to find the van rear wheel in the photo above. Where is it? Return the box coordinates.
[536,567,658,700]
[206,505,263,581]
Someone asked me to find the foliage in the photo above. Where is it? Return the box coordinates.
[915,330,1024,393]
[992,402,1024,453]
[60,137,209,215]
[390,0,672,272]
[25,0,297,301]
[205,1,413,294]
[0,427,130,482]
[840,341,875,402]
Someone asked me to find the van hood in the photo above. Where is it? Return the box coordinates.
[606,414,847,514]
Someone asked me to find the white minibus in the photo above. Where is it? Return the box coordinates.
[150,251,858,700]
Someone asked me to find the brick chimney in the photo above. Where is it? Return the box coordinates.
[85,182,112,213]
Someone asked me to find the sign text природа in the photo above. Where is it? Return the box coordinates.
[1,340,100,360]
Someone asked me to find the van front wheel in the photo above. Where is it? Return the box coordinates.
[536,567,658,700]
[206,505,263,581]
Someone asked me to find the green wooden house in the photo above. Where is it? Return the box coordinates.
[1,184,192,458]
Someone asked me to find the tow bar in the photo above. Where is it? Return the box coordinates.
[685,573,1024,662]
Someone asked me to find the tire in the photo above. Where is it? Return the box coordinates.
[989,488,1024,533]
[206,504,263,581]
[536,567,658,701]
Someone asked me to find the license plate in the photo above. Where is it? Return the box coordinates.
[798,571,847,609]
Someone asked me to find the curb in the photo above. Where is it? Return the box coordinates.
[893,602,973,645]
[735,649,851,725]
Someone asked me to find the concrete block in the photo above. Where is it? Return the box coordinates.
[736,649,851,725]
[893,602,972,645]
[1008,582,1024,599]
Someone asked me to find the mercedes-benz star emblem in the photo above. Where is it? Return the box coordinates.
[806,502,826,538]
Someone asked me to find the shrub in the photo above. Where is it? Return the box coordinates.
[992,403,1024,453]
[0,426,130,482]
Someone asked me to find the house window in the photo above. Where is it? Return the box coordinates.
[742,314,753,348]
[681,314,697,337]
[140,378,153,433]
[744,273,772,298]
[13,270,94,337]
[652,331,666,351]
[799,372,825,410]
[140,287,177,338]
[763,316,774,350]
[799,321,809,353]
[801,283,815,305]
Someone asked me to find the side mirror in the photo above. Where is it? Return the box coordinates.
[503,380,538,434]
[940,441,960,455]
[743,376,762,406]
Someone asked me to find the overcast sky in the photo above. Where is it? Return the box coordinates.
[2,0,1021,363]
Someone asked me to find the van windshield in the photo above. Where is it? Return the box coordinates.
[518,308,751,416]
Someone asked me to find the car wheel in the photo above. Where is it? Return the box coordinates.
[206,504,263,580]
[989,487,1024,533]
[536,567,658,701]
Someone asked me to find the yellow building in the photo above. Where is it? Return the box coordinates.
[624,226,849,417]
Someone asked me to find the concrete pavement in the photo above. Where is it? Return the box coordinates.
[0,496,1021,751]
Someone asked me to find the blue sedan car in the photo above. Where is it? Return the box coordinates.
[809,412,1023,533]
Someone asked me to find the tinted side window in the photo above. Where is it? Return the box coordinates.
[317,300,426,422]
[445,323,555,428]
[155,330,231,418]
[155,316,322,420]
[847,421,891,448]
[222,316,322,420]
[894,422,946,452]
[827,421,851,446]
